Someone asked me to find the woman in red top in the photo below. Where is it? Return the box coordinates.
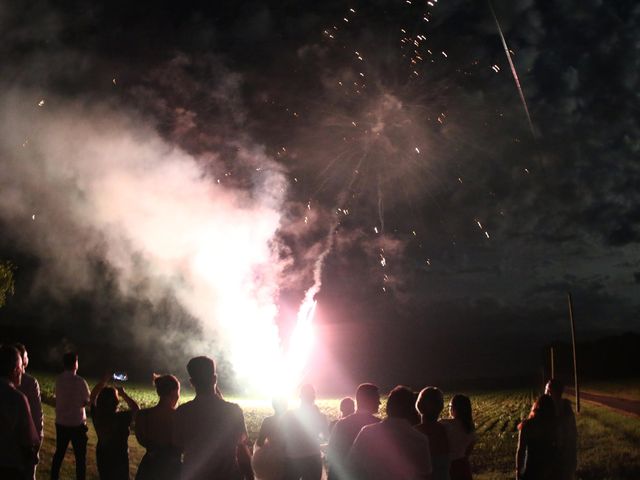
[516,395,558,480]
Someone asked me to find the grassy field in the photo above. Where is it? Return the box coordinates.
[33,373,640,479]
[582,378,640,401]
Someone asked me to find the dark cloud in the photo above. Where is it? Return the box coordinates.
[1,0,639,384]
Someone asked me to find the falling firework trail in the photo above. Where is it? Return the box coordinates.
[290,153,368,382]
[309,152,367,290]
[488,0,537,138]
[377,174,385,233]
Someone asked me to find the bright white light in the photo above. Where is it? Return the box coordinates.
[280,291,317,396]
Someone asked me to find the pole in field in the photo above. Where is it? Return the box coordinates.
[550,346,555,379]
[567,292,580,413]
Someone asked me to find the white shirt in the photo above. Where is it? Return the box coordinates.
[440,418,477,460]
[281,405,328,459]
[348,417,432,480]
[329,411,380,467]
[54,370,90,426]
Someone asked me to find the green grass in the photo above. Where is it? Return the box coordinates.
[582,378,640,401]
[33,373,640,480]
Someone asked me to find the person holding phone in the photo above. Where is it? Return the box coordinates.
[90,373,140,480]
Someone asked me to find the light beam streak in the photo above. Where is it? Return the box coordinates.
[488,0,537,138]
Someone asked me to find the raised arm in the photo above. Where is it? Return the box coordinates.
[117,386,140,413]
[135,410,149,448]
[90,374,110,408]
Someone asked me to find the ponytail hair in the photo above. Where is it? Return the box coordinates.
[451,394,475,433]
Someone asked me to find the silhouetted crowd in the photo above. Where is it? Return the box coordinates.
[1,344,577,480]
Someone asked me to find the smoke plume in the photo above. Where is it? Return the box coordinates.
[0,88,290,392]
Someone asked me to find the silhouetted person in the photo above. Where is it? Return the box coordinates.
[91,374,140,480]
[14,343,43,480]
[416,387,450,480]
[516,395,558,480]
[173,356,254,480]
[327,383,381,480]
[440,394,476,480]
[135,375,181,480]
[253,398,288,480]
[0,345,40,479]
[51,352,91,480]
[257,398,288,448]
[348,385,432,480]
[329,397,355,432]
[545,379,577,480]
[281,384,328,480]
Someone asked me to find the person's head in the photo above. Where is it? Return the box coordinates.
[339,397,355,417]
[519,394,556,432]
[300,384,316,405]
[449,394,474,433]
[154,374,180,408]
[12,343,28,372]
[0,345,23,386]
[96,386,119,414]
[355,383,381,414]
[186,356,216,394]
[545,378,564,399]
[386,385,419,425]
[416,386,445,422]
[272,397,288,416]
[63,352,78,372]
[528,394,556,422]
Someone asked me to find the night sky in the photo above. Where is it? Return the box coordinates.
[1,0,638,391]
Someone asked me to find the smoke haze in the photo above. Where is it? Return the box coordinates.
[0,89,291,392]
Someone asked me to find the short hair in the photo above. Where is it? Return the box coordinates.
[63,352,78,370]
[356,383,380,409]
[187,356,216,389]
[386,385,418,421]
[0,345,20,377]
[12,342,26,357]
[96,386,119,414]
[416,386,444,416]
[339,397,355,415]
[272,397,288,414]
[153,374,180,397]
[546,378,564,395]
